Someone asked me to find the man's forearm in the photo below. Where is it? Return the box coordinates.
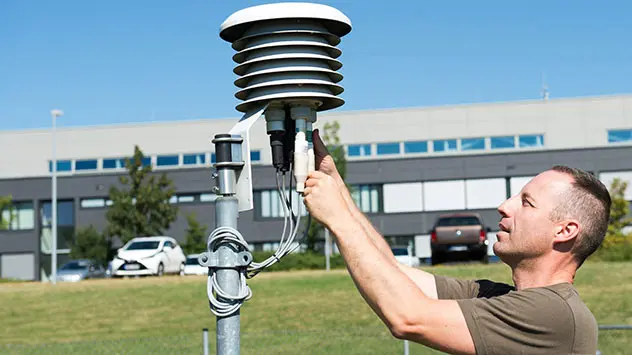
[334,175,439,299]
[335,177,395,260]
[327,213,431,332]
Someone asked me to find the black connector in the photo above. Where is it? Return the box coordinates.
[282,114,296,173]
[269,131,285,170]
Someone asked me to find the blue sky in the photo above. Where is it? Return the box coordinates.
[1,0,631,130]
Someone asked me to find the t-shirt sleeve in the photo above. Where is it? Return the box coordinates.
[435,275,515,300]
[456,288,576,355]
[434,275,480,299]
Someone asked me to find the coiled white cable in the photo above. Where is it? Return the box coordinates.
[206,226,253,317]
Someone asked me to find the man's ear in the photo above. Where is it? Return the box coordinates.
[553,220,580,244]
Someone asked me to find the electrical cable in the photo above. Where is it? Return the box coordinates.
[206,226,253,317]
[206,156,313,316]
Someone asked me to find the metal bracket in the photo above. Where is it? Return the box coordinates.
[198,250,253,268]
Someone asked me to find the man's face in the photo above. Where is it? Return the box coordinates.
[494,170,574,264]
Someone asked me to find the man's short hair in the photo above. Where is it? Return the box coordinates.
[549,165,611,267]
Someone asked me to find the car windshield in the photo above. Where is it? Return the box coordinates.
[60,260,90,270]
[391,248,409,256]
[437,216,481,226]
[186,257,200,265]
[125,241,161,250]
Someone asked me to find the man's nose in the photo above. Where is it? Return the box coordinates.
[498,195,515,217]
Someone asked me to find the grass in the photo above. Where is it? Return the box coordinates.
[0,261,630,354]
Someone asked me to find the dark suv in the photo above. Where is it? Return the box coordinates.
[429,213,490,265]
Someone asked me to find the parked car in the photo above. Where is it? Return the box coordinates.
[110,236,187,277]
[391,246,420,267]
[183,254,208,276]
[429,213,490,265]
[57,259,107,282]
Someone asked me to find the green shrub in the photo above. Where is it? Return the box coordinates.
[249,251,346,272]
[593,239,632,262]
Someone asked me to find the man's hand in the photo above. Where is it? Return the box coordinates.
[303,170,351,229]
[312,129,341,182]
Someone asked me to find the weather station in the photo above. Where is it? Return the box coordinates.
[197,3,352,354]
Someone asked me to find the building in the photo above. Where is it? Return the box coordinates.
[1,94,632,281]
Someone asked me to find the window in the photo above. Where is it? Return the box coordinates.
[608,129,632,143]
[350,185,381,213]
[1,201,34,230]
[436,216,481,226]
[259,189,307,218]
[48,160,72,172]
[211,153,217,164]
[75,159,98,171]
[183,153,206,165]
[103,158,126,169]
[423,180,466,211]
[347,144,372,157]
[490,136,515,149]
[251,150,261,162]
[519,134,545,148]
[465,178,507,209]
[80,198,107,208]
[433,139,457,153]
[140,157,151,167]
[200,193,217,202]
[461,137,485,151]
[383,183,423,213]
[376,142,400,155]
[40,200,74,252]
[404,141,428,154]
[177,195,196,203]
[157,155,179,167]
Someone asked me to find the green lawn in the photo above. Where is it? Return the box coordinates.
[0,261,630,354]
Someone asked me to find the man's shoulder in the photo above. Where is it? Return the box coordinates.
[539,283,598,332]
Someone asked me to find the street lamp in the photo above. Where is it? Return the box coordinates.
[50,109,63,284]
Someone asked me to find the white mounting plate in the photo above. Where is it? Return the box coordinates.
[228,103,270,212]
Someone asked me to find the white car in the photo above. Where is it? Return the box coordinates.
[183,254,208,276]
[391,246,421,268]
[111,236,187,277]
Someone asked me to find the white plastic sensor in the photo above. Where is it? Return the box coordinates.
[293,131,309,192]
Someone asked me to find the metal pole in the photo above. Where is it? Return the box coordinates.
[213,134,242,355]
[404,340,410,355]
[325,228,330,271]
[51,112,58,285]
[203,328,209,355]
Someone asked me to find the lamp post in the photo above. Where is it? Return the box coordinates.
[51,109,63,284]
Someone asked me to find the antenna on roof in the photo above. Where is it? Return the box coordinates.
[541,72,550,101]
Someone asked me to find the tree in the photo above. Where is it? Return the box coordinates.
[304,121,347,252]
[0,195,12,230]
[70,226,110,266]
[105,145,178,244]
[596,178,632,261]
[604,178,632,246]
[182,213,208,255]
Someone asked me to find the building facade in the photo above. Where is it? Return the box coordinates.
[1,94,632,281]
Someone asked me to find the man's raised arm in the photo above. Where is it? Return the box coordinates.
[311,129,438,299]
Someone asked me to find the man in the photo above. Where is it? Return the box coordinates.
[303,129,611,355]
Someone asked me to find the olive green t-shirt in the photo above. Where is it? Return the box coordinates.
[435,275,598,355]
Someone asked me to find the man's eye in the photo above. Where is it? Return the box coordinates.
[522,199,531,207]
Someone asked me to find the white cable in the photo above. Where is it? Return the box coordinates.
[247,171,299,278]
[206,226,253,317]
[207,164,312,316]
